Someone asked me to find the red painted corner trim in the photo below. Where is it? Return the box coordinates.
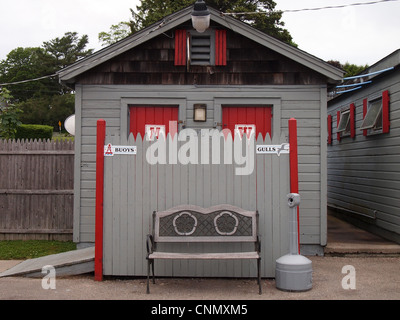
[95,119,106,281]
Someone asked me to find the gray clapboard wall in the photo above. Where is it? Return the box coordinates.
[74,84,328,275]
[327,70,400,242]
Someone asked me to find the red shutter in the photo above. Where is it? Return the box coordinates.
[337,111,341,141]
[175,30,187,66]
[350,103,356,138]
[382,90,390,133]
[363,99,368,136]
[327,115,332,145]
[215,30,227,66]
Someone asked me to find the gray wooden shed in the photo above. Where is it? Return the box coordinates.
[327,49,400,244]
[58,5,342,277]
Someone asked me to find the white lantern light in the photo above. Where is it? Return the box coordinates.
[191,0,210,33]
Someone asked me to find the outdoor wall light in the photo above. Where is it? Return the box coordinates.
[191,0,211,33]
[194,104,207,122]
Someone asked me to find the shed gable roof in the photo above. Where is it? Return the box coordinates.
[58,6,343,84]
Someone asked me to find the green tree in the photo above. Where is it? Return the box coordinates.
[99,0,295,46]
[0,32,92,128]
[41,32,93,70]
[17,94,75,130]
[342,62,369,78]
[0,88,23,140]
[0,47,51,102]
[99,22,133,47]
[0,32,93,102]
[327,60,369,78]
[39,32,93,95]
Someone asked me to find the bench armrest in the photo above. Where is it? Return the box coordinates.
[146,234,155,256]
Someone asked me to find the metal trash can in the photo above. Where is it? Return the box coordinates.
[275,193,313,292]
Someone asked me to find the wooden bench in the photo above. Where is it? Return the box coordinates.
[146,204,261,294]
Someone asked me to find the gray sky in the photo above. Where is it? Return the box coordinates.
[1,0,399,67]
[276,0,400,66]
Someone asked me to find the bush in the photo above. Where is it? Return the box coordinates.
[15,124,53,140]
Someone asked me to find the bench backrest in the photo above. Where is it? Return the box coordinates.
[153,205,258,243]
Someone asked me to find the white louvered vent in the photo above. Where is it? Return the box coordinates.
[190,34,212,65]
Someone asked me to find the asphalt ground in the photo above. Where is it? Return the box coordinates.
[0,213,398,318]
[0,255,399,301]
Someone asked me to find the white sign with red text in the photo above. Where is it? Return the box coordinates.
[104,144,137,157]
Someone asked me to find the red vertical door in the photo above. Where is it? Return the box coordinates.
[129,106,179,139]
[222,106,272,139]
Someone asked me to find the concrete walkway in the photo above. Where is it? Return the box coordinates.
[325,213,400,255]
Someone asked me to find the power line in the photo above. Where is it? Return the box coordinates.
[222,0,400,15]
[0,74,57,86]
[283,0,399,13]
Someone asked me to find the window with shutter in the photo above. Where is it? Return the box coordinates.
[360,90,390,134]
[337,104,355,139]
[337,110,350,133]
[360,99,382,130]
